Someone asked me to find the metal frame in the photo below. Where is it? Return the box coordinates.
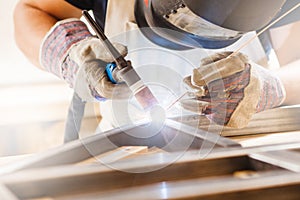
[0,119,238,175]
[2,117,300,199]
[2,142,300,199]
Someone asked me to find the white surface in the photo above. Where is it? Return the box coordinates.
[0,1,73,122]
[0,1,61,85]
[0,1,73,156]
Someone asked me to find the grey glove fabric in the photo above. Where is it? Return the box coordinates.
[40,18,131,102]
[181,52,286,128]
[69,37,131,101]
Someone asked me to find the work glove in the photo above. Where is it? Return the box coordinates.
[40,18,130,101]
[181,52,286,128]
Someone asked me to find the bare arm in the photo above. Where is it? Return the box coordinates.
[276,60,300,105]
[13,0,82,68]
[269,21,300,106]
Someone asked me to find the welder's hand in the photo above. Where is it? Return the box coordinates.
[68,37,131,101]
[181,52,286,128]
[40,19,131,102]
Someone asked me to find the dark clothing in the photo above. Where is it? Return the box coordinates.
[65,0,300,38]
[64,0,108,142]
[65,0,108,29]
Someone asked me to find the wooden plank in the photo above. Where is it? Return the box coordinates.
[148,147,167,154]
[230,131,300,147]
[48,171,300,200]
[251,150,300,172]
[78,146,148,164]
[173,106,300,137]
[221,106,300,136]
[2,147,287,199]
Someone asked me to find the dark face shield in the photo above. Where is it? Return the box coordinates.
[134,0,286,50]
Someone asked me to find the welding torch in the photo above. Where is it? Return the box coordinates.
[82,10,159,110]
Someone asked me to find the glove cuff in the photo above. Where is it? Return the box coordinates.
[39,18,92,87]
[256,66,286,112]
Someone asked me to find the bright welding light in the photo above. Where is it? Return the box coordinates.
[149,104,166,124]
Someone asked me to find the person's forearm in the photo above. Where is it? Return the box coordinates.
[14,2,56,68]
[276,59,300,105]
[13,0,82,68]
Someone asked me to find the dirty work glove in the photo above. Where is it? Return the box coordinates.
[181,52,286,128]
[40,18,130,101]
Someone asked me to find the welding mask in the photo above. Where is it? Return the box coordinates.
[134,0,286,50]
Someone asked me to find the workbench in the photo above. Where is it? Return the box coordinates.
[1,106,300,199]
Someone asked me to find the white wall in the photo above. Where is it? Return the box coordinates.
[0,1,62,85]
[0,1,74,156]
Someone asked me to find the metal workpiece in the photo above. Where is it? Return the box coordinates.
[3,137,300,199]
[133,86,160,110]
[117,66,159,109]
[2,108,300,199]
[0,119,238,175]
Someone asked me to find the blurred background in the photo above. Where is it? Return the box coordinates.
[0,0,273,157]
[0,1,261,157]
[0,1,75,156]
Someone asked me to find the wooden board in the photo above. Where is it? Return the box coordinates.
[173,106,300,137]
[78,146,148,164]
[231,131,300,147]
[51,171,300,200]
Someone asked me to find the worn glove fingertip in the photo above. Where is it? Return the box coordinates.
[192,68,206,86]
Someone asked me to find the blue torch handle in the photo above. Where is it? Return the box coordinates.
[105,62,118,84]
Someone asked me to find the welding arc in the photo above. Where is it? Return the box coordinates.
[166,91,188,111]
